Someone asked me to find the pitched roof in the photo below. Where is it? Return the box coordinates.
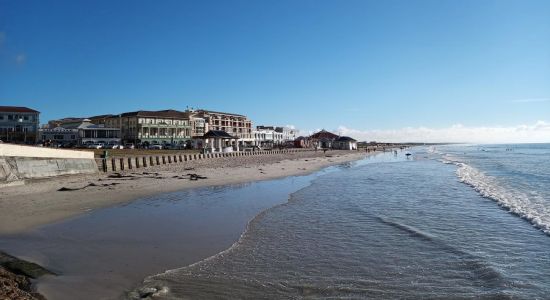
[88,114,115,119]
[120,109,187,119]
[310,130,339,140]
[335,136,357,142]
[202,130,237,139]
[0,106,39,113]
[195,109,247,118]
[52,117,86,123]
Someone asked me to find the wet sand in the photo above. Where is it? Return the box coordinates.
[0,173,326,299]
[0,150,366,235]
[0,150,374,299]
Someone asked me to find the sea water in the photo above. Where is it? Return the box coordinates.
[135,145,550,299]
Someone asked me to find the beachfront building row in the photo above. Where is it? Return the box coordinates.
[47,108,256,151]
[2,105,361,151]
[0,106,40,144]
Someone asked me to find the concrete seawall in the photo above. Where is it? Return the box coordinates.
[95,149,316,173]
[0,144,98,185]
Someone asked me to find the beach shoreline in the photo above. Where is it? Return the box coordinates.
[0,150,371,236]
[0,149,380,300]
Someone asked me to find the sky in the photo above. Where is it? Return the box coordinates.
[1,0,549,143]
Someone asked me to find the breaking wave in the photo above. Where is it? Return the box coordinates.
[451,160,550,235]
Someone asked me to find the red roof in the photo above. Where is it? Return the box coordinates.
[0,106,40,113]
[310,130,339,140]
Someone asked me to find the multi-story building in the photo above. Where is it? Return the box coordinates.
[0,106,40,144]
[253,126,284,148]
[275,126,297,143]
[113,110,192,146]
[191,109,253,147]
[41,119,121,147]
[183,110,207,137]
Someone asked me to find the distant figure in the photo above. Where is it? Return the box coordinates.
[323,149,327,154]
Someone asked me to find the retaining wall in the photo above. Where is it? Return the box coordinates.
[0,144,98,184]
[95,149,316,173]
[0,144,94,159]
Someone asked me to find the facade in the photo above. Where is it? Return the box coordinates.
[294,136,312,148]
[253,126,284,148]
[113,110,192,146]
[333,136,358,150]
[41,120,121,146]
[0,106,40,144]
[275,126,297,143]
[192,109,253,147]
[39,127,79,146]
[77,122,121,146]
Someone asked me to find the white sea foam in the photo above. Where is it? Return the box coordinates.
[452,160,550,235]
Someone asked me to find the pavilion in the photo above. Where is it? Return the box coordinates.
[200,130,240,153]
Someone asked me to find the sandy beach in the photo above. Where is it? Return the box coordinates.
[0,149,375,300]
[0,150,367,235]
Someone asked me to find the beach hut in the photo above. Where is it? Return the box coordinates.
[333,136,358,150]
[309,130,339,149]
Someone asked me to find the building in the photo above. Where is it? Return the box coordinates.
[191,109,253,147]
[199,130,240,153]
[40,119,121,147]
[294,136,312,148]
[333,136,358,150]
[113,110,192,146]
[253,126,284,148]
[39,126,79,147]
[0,106,40,144]
[309,129,340,149]
[275,126,297,143]
[77,122,121,146]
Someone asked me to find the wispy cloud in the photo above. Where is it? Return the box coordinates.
[327,121,550,144]
[15,53,26,65]
[511,98,549,103]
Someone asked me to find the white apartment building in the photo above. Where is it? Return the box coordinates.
[253,126,284,148]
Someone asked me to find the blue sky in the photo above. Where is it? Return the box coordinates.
[1,0,549,142]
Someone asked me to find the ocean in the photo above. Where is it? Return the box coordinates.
[134,144,550,299]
